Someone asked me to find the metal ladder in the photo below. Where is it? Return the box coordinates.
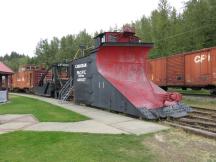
[58,78,73,103]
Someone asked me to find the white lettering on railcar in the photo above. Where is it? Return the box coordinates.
[194,55,207,63]
[75,63,87,69]
[78,75,84,77]
[76,66,87,82]
[77,70,87,81]
[77,70,86,75]
[77,78,86,82]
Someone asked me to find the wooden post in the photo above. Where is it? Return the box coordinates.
[0,75,2,90]
[5,75,8,101]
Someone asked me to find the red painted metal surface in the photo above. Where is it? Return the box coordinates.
[96,45,179,109]
[0,62,13,74]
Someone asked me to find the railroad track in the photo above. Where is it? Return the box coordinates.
[165,107,216,139]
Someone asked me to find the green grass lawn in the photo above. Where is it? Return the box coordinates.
[0,130,215,162]
[182,96,216,109]
[168,88,216,109]
[0,96,215,162]
[0,95,88,122]
[168,88,210,95]
[0,131,154,162]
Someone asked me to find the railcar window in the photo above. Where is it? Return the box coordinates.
[95,37,101,47]
[101,35,106,43]
[109,34,116,42]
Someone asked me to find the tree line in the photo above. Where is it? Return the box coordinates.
[1,0,215,71]
[0,30,93,71]
[0,52,32,71]
[34,29,93,67]
[135,0,216,58]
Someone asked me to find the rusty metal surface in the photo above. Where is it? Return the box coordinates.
[12,71,34,89]
[148,58,167,86]
[210,48,216,85]
[185,48,212,86]
[167,55,185,86]
[12,69,51,90]
[148,47,216,88]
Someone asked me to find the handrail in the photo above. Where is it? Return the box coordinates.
[73,49,80,60]
[58,78,72,100]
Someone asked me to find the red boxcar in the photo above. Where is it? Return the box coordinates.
[12,65,51,92]
[148,47,216,94]
[147,57,167,87]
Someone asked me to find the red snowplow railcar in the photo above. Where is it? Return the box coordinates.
[70,28,191,119]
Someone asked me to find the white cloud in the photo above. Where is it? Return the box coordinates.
[0,0,187,57]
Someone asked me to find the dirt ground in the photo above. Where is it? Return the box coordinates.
[142,128,216,162]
